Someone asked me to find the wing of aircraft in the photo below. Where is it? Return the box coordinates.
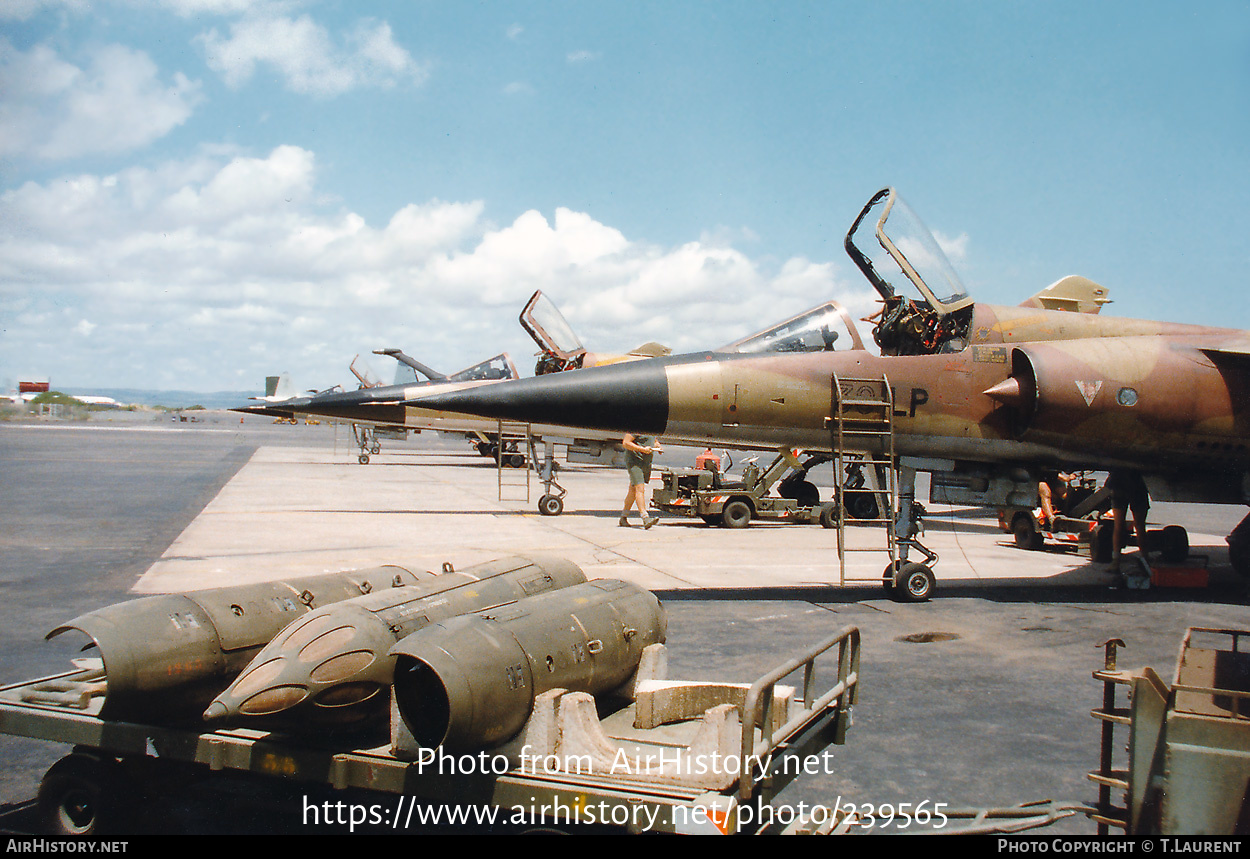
[406,187,1250,596]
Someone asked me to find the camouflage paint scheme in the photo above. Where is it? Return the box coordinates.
[232,290,665,451]
[407,304,1250,500]
[402,188,1250,571]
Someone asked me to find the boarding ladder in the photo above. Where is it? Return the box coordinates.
[496,420,534,503]
[829,374,898,587]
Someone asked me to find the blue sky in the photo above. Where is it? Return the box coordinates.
[2,1,1248,393]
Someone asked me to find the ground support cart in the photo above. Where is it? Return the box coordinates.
[1,628,864,835]
[1088,628,1250,834]
[652,449,833,529]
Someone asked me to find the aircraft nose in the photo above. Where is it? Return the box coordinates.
[408,360,672,435]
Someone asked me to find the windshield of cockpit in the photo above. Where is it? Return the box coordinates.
[845,189,977,356]
[522,292,585,357]
[847,189,971,314]
[448,354,517,382]
[719,301,863,354]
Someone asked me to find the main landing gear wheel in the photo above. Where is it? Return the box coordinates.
[358,453,370,465]
[538,494,564,516]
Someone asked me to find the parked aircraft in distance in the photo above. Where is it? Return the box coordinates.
[232,292,680,510]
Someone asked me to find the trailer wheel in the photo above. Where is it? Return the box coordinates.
[892,563,936,602]
[1013,514,1043,550]
[538,494,564,516]
[722,500,752,529]
[1160,525,1189,563]
[819,503,839,529]
[38,753,130,836]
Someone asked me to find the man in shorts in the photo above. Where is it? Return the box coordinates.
[621,432,662,528]
[1107,469,1150,573]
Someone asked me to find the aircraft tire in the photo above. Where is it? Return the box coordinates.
[358,453,370,465]
[892,563,936,602]
[722,500,752,529]
[538,494,564,516]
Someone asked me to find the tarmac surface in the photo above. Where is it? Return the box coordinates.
[2,412,1248,835]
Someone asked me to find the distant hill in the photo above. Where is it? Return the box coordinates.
[61,388,258,410]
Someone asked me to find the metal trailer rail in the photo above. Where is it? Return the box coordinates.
[0,627,861,835]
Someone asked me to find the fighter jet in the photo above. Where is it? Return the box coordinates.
[349,349,448,389]
[235,291,679,512]
[403,187,1250,596]
[235,350,520,461]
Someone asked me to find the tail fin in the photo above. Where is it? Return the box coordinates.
[261,373,297,400]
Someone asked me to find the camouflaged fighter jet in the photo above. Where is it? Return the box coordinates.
[233,291,676,513]
[403,187,1250,596]
[233,350,521,460]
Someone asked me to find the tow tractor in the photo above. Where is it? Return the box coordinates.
[653,449,838,528]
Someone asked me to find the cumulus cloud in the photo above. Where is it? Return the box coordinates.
[0,40,201,160]
[196,15,428,96]
[934,230,970,263]
[0,146,867,390]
